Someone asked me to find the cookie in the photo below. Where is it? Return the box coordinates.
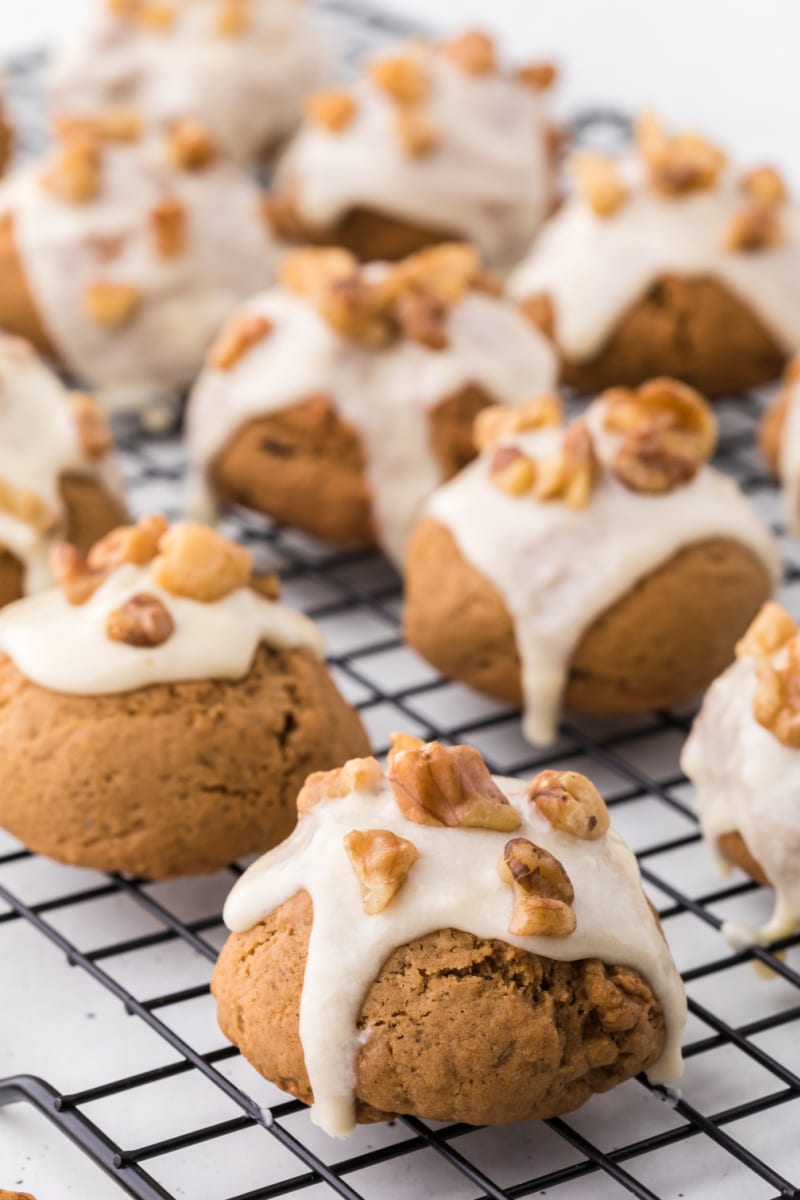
[213,738,686,1134]
[267,31,557,267]
[682,601,800,947]
[0,334,126,602]
[509,113,799,395]
[0,117,275,396]
[0,518,369,878]
[403,381,778,745]
[49,0,331,164]
[187,244,556,562]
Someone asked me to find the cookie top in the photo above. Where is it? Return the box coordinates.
[224,735,687,1137]
[0,119,276,396]
[509,113,800,361]
[425,380,779,745]
[275,31,555,266]
[0,334,120,590]
[50,0,331,164]
[0,516,323,693]
[187,244,557,562]
[682,602,800,948]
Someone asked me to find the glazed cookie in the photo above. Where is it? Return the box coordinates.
[0,116,276,398]
[0,517,369,878]
[0,334,125,604]
[509,113,800,395]
[213,736,687,1135]
[404,380,779,745]
[267,31,557,266]
[682,602,800,947]
[759,355,800,531]
[187,244,556,562]
[49,0,331,164]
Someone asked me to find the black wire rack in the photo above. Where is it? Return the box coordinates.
[2,5,800,1199]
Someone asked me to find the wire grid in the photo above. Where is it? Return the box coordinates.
[2,9,800,1200]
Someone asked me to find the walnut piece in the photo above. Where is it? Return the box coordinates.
[165,119,216,170]
[88,514,168,572]
[753,636,800,748]
[343,828,418,914]
[369,54,429,104]
[741,166,786,207]
[0,479,56,534]
[306,89,357,134]
[395,107,440,159]
[489,445,536,496]
[84,282,141,328]
[216,0,249,36]
[386,731,425,766]
[395,288,449,349]
[70,392,112,458]
[497,837,576,937]
[636,111,726,196]
[474,393,562,451]
[209,313,273,369]
[516,61,558,91]
[56,108,142,144]
[106,592,175,647]
[150,196,187,259]
[392,243,480,307]
[736,601,798,661]
[603,378,717,459]
[297,756,384,814]
[614,427,699,494]
[528,769,609,840]
[722,204,784,253]
[442,30,496,75]
[152,523,252,602]
[388,739,521,830]
[137,3,175,31]
[42,140,100,204]
[534,419,598,509]
[573,152,628,218]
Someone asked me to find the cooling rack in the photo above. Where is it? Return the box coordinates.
[2,4,800,1198]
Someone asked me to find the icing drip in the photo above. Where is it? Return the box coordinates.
[0,335,121,593]
[508,160,800,359]
[0,137,276,395]
[778,379,800,533]
[278,47,552,267]
[0,560,323,694]
[427,402,779,746]
[186,286,556,563]
[49,0,331,164]
[681,655,800,947]
[223,772,687,1137]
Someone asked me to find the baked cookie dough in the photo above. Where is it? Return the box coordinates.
[267,30,557,267]
[0,517,369,878]
[0,115,276,399]
[682,601,800,948]
[213,736,687,1135]
[0,334,126,604]
[509,113,800,395]
[404,380,778,745]
[49,0,331,164]
[187,244,556,563]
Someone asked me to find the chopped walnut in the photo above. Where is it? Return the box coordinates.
[528,769,610,840]
[534,419,598,509]
[280,246,359,299]
[395,288,449,349]
[297,756,384,814]
[753,636,800,748]
[636,111,726,196]
[489,445,536,496]
[516,61,558,91]
[386,731,424,766]
[70,392,112,458]
[88,515,168,571]
[388,739,521,830]
[137,3,175,31]
[736,602,798,661]
[281,248,393,346]
[603,378,717,459]
[216,0,250,36]
[106,592,175,647]
[497,837,576,937]
[613,426,699,494]
[343,828,418,914]
[51,543,106,605]
[0,478,56,534]
[165,119,216,170]
[742,166,787,207]
[722,204,784,253]
[209,313,273,369]
[392,243,480,307]
[369,54,429,104]
[152,523,252,602]
[474,394,562,452]
[442,30,496,75]
[55,108,142,144]
[306,89,357,134]
[84,281,141,328]
[150,196,187,259]
[42,140,100,204]
[573,152,628,218]
[395,107,440,159]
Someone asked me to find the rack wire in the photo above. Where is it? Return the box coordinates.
[1,5,800,1199]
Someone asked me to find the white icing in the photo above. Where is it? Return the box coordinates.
[0,334,121,593]
[778,378,800,533]
[0,559,323,694]
[681,654,800,947]
[427,402,780,746]
[508,160,800,360]
[223,771,687,1137]
[278,44,552,267]
[49,0,331,164]
[0,136,276,395]
[186,285,557,563]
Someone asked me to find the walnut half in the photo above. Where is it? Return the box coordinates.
[106,592,175,647]
[528,769,610,840]
[753,636,800,748]
[343,828,418,914]
[387,737,521,831]
[736,602,797,662]
[497,837,576,937]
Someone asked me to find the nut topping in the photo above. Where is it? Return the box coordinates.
[497,838,576,937]
[722,204,784,253]
[209,313,273,369]
[474,393,562,451]
[152,523,252,602]
[613,427,699,494]
[489,445,536,496]
[395,287,449,349]
[392,243,480,307]
[636,111,726,196]
[0,479,56,534]
[84,282,141,328]
[753,636,800,748]
[528,769,609,840]
[516,61,558,91]
[736,602,797,661]
[442,30,496,75]
[395,107,440,159]
[741,166,787,207]
[343,828,418,914]
[42,139,100,204]
[165,119,216,170]
[604,378,717,494]
[106,592,175,647]
[369,54,429,104]
[150,196,187,259]
[70,392,112,458]
[55,108,142,144]
[533,419,598,509]
[297,756,384,814]
[387,739,521,831]
[573,152,628,218]
[216,0,250,36]
[306,89,357,134]
[137,3,175,31]
[88,514,168,572]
